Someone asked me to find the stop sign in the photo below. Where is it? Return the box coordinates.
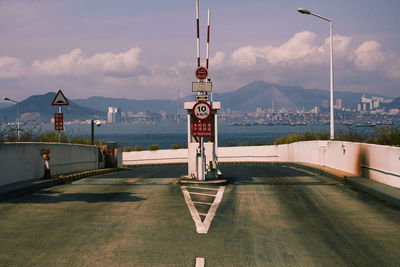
[195,67,208,80]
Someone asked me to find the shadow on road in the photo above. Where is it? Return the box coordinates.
[4,190,146,204]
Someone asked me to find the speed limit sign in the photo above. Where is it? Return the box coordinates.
[192,101,212,121]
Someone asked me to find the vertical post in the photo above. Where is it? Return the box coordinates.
[200,137,205,180]
[206,9,210,70]
[16,102,20,141]
[58,106,62,143]
[330,20,334,140]
[91,120,94,145]
[196,0,200,67]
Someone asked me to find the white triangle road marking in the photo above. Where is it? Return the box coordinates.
[196,257,205,267]
[181,185,225,234]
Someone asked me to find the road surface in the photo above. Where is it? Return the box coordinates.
[0,164,399,266]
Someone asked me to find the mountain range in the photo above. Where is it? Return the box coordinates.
[0,81,398,122]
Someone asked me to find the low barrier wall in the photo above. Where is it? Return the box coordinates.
[0,143,99,186]
[123,149,188,165]
[123,141,400,188]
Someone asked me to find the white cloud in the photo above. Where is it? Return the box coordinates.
[210,52,225,69]
[352,41,386,71]
[230,31,352,68]
[384,58,400,79]
[32,48,145,77]
[0,56,25,79]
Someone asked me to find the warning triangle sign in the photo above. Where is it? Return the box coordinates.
[52,90,69,106]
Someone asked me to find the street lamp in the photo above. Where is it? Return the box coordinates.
[3,97,20,141]
[298,8,335,140]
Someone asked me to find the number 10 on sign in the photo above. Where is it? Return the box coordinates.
[193,102,211,121]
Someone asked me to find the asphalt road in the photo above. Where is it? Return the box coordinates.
[0,164,399,266]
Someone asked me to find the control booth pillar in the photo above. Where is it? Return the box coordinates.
[184,101,221,180]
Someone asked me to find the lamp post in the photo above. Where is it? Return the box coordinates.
[3,97,20,141]
[298,8,334,140]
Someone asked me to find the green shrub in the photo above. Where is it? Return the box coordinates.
[170,144,182,149]
[148,144,160,151]
[123,146,132,152]
[376,127,400,146]
[134,145,143,151]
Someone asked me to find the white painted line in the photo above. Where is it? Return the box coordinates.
[181,185,226,234]
[192,201,212,205]
[202,186,225,233]
[199,213,208,216]
[188,192,216,197]
[187,186,219,191]
[196,257,205,267]
[181,186,207,233]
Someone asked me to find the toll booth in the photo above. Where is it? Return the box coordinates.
[184,101,221,180]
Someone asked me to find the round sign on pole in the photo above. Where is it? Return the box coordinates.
[195,67,208,80]
[193,101,212,121]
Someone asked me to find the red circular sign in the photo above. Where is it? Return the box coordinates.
[195,67,208,80]
[192,101,212,121]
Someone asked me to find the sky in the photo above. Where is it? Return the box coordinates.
[0,0,399,101]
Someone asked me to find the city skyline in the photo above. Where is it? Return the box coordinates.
[1,0,400,101]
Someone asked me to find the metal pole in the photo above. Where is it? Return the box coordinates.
[196,0,200,67]
[200,136,205,180]
[16,102,20,141]
[298,8,334,139]
[59,106,62,143]
[329,20,335,140]
[91,120,94,145]
[206,9,210,70]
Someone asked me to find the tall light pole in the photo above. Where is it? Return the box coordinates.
[3,97,20,141]
[298,8,334,140]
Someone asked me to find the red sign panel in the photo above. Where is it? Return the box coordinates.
[195,67,208,80]
[192,122,213,137]
[54,113,64,131]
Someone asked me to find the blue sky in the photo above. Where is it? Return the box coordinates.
[1,0,399,101]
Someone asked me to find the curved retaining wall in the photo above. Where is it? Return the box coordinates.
[123,141,400,189]
[0,143,99,186]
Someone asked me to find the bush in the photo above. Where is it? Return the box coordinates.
[148,144,159,151]
[170,144,182,149]
[376,127,400,146]
[134,145,143,151]
[272,127,400,147]
[123,146,132,152]
[273,131,329,145]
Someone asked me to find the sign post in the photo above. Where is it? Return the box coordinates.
[51,90,69,142]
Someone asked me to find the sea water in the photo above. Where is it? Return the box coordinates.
[63,122,380,149]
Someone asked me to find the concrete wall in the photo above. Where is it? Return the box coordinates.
[123,149,188,165]
[122,141,400,188]
[0,143,99,186]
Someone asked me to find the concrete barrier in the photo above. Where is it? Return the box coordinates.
[0,142,99,186]
[123,141,400,189]
[123,149,188,165]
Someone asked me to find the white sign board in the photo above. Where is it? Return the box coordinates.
[192,82,212,92]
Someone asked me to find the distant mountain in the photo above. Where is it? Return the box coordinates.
[0,92,105,122]
[74,81,374,114]
[0,103,12,109]
[0,81,393,122]
[211,81,376,111]
[382,97,400,110]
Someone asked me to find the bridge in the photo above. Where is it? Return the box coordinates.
[0,141,399,266]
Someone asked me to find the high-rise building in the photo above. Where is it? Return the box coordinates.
[107,107,122,123]
[321,100,329,109]
[335,99,342,109]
